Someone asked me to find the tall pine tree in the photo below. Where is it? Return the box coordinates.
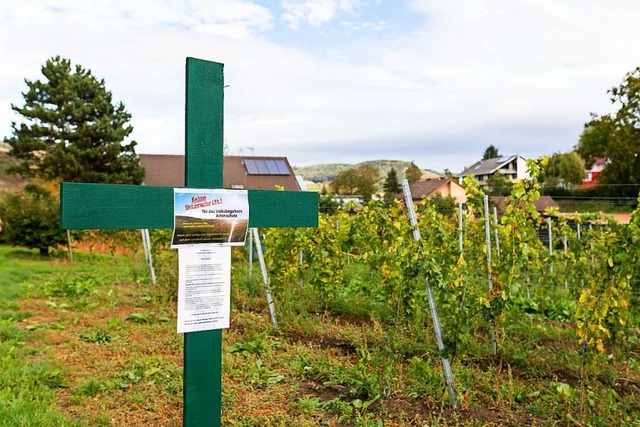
[5,56,144,184]
[482,144,500,160]
[383,168,401,197]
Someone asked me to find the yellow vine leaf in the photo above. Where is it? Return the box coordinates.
[579,290,589,305]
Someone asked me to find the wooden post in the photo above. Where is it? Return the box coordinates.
[66,229,73,262]
[60,58,318,426]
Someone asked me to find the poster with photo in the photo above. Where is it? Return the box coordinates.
[171,188,249,248]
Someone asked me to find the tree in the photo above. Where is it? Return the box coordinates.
[404,162,422,184]
[0,183,67,256]
[543,151,585,187]
[485,173,513,196]
[331,164,380,201]
[576,67,640,196]
[5,56,145,184]
[483,145,500,160]
[318,195,339,214]
[383,168,401,197]
[577,116,613,166]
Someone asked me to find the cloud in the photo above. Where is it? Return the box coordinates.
[281,0,363,29]
[1,1,640,174]
[341,19,391,34]
[2,0,273,38]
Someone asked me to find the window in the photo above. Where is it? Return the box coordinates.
[244,159,290,175]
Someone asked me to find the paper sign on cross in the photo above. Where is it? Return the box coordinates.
[60,57,318,426]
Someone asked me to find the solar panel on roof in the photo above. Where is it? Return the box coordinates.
[256,160,269,174]
[265,160,279,174]
[244,159,259,174]
[275,160,289,175]
[243,159,290,175]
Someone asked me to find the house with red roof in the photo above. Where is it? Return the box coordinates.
[400,178,467,205]
[581,157,607,187]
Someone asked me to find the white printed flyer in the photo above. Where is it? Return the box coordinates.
[171,188,249,248]
[177,246,231,333]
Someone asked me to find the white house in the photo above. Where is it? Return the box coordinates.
[459,155,530,184]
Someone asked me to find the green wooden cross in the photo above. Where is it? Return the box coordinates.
[60,57,318,426]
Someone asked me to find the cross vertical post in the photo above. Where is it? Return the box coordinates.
[182,57,224,426]
[59,57,318,426]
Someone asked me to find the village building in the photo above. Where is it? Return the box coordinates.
[459,155,530,184]
[401,178,467,205]
[581,157,607,187]
[139,154,302,191]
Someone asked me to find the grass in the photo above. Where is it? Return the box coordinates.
[0,245,168,426]
[0,243,638,426]
[0,247,84,426]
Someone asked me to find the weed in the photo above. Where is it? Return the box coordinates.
[69,296,99,311]
[79,327,112,344]
[139,295,154,305]
[125,312,154,324]
[107,317,122,330]
[405,356,444,397]
[101,356,182,394]
[291,396,322,414]
[41,274,98,298]
[321,398,353,420]
[130,392,147,405]
[25,322,66,331]
[45,300,70,310]
[76,378,103,397]
[227,334,280,356]
[244,359,285,388]
[351,394,381,416]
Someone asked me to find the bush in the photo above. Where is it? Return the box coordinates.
[0,183,67,256]
[542,183,640,200]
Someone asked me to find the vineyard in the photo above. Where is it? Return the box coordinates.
[254,160,640,425]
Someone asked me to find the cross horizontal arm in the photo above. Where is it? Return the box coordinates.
[60,182,318,230]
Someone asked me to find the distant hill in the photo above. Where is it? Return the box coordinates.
[293,160,442,183]
[0,151,27,192]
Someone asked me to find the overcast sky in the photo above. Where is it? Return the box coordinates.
[1,1,639,173]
